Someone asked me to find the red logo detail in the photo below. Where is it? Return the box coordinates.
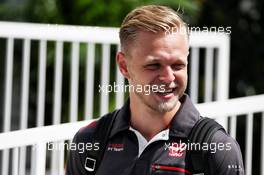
[168,143,185,158]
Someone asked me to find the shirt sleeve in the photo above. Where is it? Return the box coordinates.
[208,130,245,175]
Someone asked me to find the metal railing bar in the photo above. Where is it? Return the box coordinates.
[0,21,120,43]
[196,95,264,118]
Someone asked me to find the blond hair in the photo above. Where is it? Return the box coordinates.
[119,5,188,54]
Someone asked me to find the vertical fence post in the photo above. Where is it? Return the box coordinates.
[19,38,31,175]
[35,143,46,175]
[85,43,95,120]
[51,41,64,175]
[115,44,124,108]
[37,40,47,127]
[100,44,110,116]
[204,47,214,102]
[229,115,237,139]
[2,38,14,175]
[215,35,230,130]
[69,42,80,122]
[245,113,253,175]
[12,148,19,175]
[261,112,264,175]
[190,47,199,103]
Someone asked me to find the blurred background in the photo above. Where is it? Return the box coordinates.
[0,0,263,174]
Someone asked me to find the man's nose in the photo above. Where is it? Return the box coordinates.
[159,66,175,83]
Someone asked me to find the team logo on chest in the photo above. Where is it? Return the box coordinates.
[165,142,186,158]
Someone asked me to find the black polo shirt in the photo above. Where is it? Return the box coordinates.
[66,94,244,175]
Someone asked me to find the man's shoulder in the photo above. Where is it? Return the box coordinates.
[79,120,98,135]
[72,120,98,144]
[209,124,240,150]
[209,127,244,174]
[74,111,117,143]
[191,117,244,171]
[211,129,234,143]
[206,120,241,155]
[210,129,242,156]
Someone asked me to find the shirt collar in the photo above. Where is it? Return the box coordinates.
[109,94,200,139]
[168,94,200,138]
[109,99,131,138]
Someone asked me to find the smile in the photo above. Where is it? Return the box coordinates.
[155,88,177,97]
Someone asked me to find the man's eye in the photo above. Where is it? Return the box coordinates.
[145,64,160,70]
[171,64,185,70]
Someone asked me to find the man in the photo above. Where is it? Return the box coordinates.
[66,5,244,175]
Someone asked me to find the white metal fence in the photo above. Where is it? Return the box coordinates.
[0,95,263,175]
[0,21,232,175]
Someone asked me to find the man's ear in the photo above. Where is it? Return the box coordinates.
[116,52,130,79]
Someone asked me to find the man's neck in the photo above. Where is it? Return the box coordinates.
[130,97,181,141]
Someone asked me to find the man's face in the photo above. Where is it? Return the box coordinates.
[119,30,189,113]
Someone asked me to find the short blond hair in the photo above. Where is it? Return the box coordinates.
[119,5,188,54]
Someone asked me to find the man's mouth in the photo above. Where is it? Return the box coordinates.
[156,88,177,96]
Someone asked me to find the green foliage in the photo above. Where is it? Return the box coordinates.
[57,0,201,26]
[0,0,24,21]
[197,0,264,97]
[23,0,64,23]
[0,0,202,29]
